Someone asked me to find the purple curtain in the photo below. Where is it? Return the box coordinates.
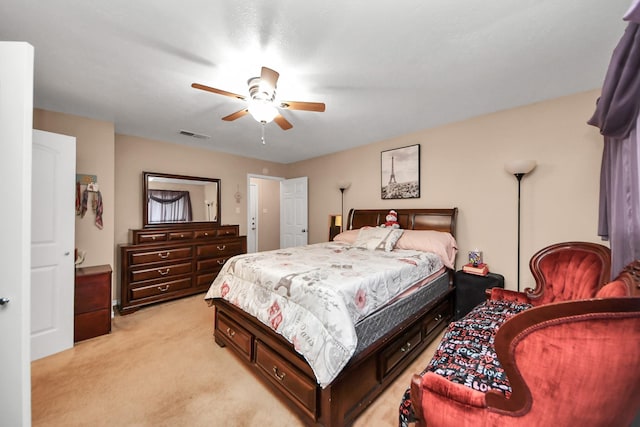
[588,8,640,279]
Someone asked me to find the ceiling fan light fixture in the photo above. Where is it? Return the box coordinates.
[248,99,279,123]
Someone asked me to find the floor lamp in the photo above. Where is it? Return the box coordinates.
[338,181,351,231]
[505,160,536,292]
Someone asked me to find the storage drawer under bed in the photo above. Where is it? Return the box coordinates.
[255,340,317,417]
[215,312,253,361]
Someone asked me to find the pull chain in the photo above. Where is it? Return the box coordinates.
[261,122,266,145]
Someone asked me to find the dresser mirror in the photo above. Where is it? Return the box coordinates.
[143,171,221,228]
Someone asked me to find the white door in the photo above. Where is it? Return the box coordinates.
[0,41,34,427]
[280,177,308,248]
[247,183,258,253]
[31,130,76,361]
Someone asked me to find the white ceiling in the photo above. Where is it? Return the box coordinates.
[0,1,632,163]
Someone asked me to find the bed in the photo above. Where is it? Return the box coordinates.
[206,208,458,426]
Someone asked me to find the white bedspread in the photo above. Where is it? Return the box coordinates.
[205,241,443,387]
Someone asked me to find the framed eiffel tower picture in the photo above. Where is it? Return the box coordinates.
[381,144,420,199]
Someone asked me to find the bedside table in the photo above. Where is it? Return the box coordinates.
[75,264,112,342]
[454,270,505,320]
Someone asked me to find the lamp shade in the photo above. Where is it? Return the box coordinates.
[505,159,537,175]
[248,99,279,123]
[337,181,351,191]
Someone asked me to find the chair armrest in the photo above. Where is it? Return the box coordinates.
[488,287,531,303]
[421,372,488,408]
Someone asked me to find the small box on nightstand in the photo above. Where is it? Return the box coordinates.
[454,270,505,320]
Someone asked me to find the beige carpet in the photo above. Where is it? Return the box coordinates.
[31,294,442,427]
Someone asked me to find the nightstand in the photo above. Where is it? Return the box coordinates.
[75,264,112,342]
[454,270,505,320]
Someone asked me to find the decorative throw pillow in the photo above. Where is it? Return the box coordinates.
[353,227,404,252]
[332,229,360,243]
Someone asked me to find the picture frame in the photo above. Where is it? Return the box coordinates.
[381,144,420,199]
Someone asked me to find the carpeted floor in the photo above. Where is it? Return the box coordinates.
[31,294,442,426]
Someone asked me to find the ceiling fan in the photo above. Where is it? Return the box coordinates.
[191,67,325,132]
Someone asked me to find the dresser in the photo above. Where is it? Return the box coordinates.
[119,224,246,315]
[75,264,112,342]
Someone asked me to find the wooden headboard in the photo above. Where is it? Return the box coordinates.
[347,208,458,237]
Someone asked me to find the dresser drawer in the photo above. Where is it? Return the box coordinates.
[256,340,317,415]
[168,231,194,241]
[129,246,193,265]
[216,226,238,237]
[136,232,168,244]
[194,229,217,239]
[130,276,192,300]
[423,299,452,338]
[196,272,218,287]
[197,257,231,272]
[216,312,253,360]
[75,268,111,314]
[379,324,422,379]
[130,261,192,282]
[197,240,244,257]
[75,309,111,342]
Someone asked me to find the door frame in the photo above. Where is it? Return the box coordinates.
[247,183,258,253]
[246,174,283,252]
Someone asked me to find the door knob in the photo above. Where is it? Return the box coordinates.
[0,297,9,305]
[302,229,307,233]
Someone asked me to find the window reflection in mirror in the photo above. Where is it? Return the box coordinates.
[143,172,221,228]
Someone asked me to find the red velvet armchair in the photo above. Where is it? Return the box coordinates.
[489,241,612,305]
[410,260,640,427]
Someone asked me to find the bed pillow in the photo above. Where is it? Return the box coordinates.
[353,227,404,252]
[394,230,458,269]
[332,229,360,243]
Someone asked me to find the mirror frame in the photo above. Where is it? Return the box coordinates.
[143,171,221,228]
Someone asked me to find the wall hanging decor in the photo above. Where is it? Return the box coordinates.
[381,144,420,199]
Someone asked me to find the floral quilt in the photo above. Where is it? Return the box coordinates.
[205,241,443,387]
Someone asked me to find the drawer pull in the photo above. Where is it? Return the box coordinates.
[151,236,157,240]
[180,234,185,238]
[434,314,443,322]
[157,285,170,292]
[217,259,226,265]
[400,342,412,353]
[217,245,226,251]
[226,327,236,338]
[158,268,170,276]
[272,366,286,381]
[157,252,170,259]
[204,232,209,236]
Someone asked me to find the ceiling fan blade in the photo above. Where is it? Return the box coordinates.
[279,101,326,112]
[222,109,249,121]
[191,83,245,101]
[274,114,293,130]
[261,67,280,90]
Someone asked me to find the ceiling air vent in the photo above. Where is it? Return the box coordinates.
[179,129,211,139]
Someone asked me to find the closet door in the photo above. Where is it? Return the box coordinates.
[0,41,34,427]
[31,129,76,360]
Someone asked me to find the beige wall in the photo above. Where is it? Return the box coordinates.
[114,135,288,246]
[33,109,115,283]
[288,89,606,290]
[34,88,607,300]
